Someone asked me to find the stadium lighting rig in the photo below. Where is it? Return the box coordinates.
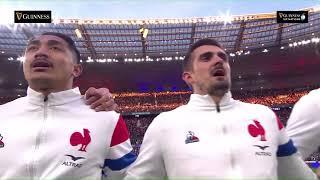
[75,28,82,39]
[218,10,233,25]
[289,37,320,47]
[139,27,149,39]
[5,35,319,63]
[54,15,258,25]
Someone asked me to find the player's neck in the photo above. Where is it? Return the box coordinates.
[29,81,73,97]
[210,95,222,106]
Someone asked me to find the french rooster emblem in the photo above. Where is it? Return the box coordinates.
[70,128,91,152]
[248,120,266,141]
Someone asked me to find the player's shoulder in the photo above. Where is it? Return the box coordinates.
[237,100,274,115]
[76,104,121,128]
[295,88,320,108]
[157,105,187,119]
[302,88,320,102]
[75,97,120,120]
[0,97,27,112]
[148,105,187,129]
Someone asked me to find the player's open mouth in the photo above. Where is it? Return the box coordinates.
[211,69,225,77]
[31,60,53,71]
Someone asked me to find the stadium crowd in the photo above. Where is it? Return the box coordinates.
[114,87,315,113]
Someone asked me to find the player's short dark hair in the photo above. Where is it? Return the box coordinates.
[183,38,223,71]
[41,32,81,64]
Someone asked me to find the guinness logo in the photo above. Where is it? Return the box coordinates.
[14,11,51,23]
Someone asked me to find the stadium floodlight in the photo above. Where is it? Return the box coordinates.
[311,37,320,43]
[17,56,25,62]
[218,10,233,25]
[75,28,82,39]
[143,29,149,38]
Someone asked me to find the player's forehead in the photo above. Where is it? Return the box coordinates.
[193,45,225,55]
[27,35,68,46]
[191,45,226,61]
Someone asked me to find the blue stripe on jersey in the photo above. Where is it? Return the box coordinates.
[276,139,297,157]
[104,151,137,171]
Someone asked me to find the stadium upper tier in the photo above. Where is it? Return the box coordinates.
[0,7,319,59]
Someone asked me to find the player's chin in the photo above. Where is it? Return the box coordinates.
[212,75,227,82]
[30,73,54,81]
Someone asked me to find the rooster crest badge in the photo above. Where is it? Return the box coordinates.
[70,128,91,152]
[248,120,267,141]
[0,134,4,148]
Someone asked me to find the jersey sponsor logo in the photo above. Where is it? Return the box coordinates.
[0,134,4,148]
[253,145,272,156]
[253,144,272,156]
[248,120,267,141]
[70,128,91,152]
[62,155,85,168]
[185,131,199,144]
[61,161,83,168]
[255,151,272,156]
[253,145,269,150]
[65,154,85,161]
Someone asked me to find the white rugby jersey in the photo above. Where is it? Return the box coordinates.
[126,92,316,180]
[287,88,320,159]
[0,87,136,179]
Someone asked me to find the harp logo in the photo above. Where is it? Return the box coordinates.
[16,12,23,21]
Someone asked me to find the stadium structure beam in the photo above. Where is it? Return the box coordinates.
[276,23,284,46]
[234,20,246,52]
[139,25,147,58]
[77,24,97,59]
[22,27,34,39]
[190,23,196,46]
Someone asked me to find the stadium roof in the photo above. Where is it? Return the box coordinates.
[0,6,319,60]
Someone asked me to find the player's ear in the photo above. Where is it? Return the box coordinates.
[182,71,194,88]
[73,64,82,78]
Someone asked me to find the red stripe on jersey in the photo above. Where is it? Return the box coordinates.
[110,116,130,147]
[274,113,284,130]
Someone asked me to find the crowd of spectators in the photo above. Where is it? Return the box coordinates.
[114,87,315,113]
[123,115,156,155]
